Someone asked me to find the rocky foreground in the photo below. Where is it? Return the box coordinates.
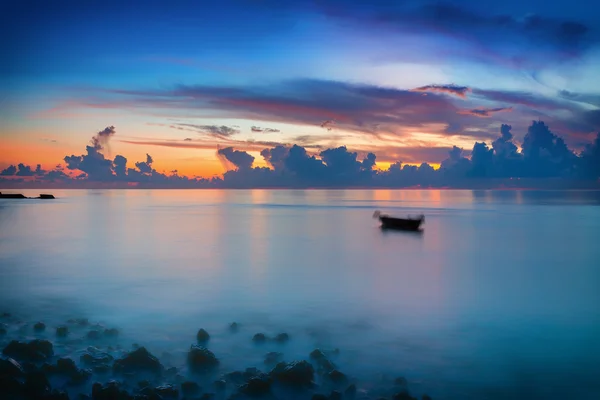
[0,313,431,400]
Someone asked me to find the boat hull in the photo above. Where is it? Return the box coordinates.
[379,216,423,231]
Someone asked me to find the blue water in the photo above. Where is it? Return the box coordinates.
[1,189,599,399]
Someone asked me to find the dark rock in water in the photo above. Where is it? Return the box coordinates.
[269,360,314,388]
[200,394,215,400]
[104,328,119,337]
[165,366,178,377]
[239,376,271,397]
[137,380,151,389]
[56,325,69,337]
[252,333,267,343]
[43,357,91,386]
[87,330,101,340]
[113,347,163,375]
[264,351,283,365]
[196,328,210,343]
[155,384,178,398]
[327,370,347,384]
[309,349,335,372]
[0,376,24,398]
[0,327,6,335]
[422,395,432,400]
[81,347,113,366]
[344,384,357,398]
[329,390,342,400]
[34,321,46,332]
[392,392,417,400]
[0,357,24,378]
[229,322,239,332]
[394,377,408,388]
[311,395,328,400]
[3,339,53,361]
[46,389,70,400]
[92,381,134,400]
[274,333,290,343]
[214,379,226,390]
[24,370,51,398]
[181,381,200,396]
[1,312,11,318]
[224,370,244,384]
[187,345,219,372]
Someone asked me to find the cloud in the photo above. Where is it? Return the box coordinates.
[175,124,240,138]
[91,125,116,150]
[252,126,281,133]
[217,147,255,170]
[412,84,471,98]
[1,165,17,176]
[184,137,193,141]
[4,121,600,189]
[135,154,154,174]
[458,107,513,117]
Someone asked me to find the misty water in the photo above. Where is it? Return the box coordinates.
[1,189,599,399]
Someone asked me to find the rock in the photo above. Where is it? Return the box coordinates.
[311,395,328,400]
[214,379,226,390]
[422,396,432,400]
[181,381,200,396]
[187,345,219,372]
[104,328,119,337]
[392,392,417,400]
[252,333,267,343]
[92,381,134,400]
[269,360,314,388]
[138,380,151,388]
[81,347,113,367]
[0,376,24,398]
[165,366,178,377]
[264,351,283,365]
[196,328,210,343]
[327,369,347,384]
[43,357,91,386]
[24,371,51,398]
[87,330,101,340]
[229,322,239,332]
[329,390,342,400]
[200,394,215,400]
[0,357,24,378]
[155,384,178,398]
[0,327,6,335]
[47,389,70,400]
[274,333,290,343]
[1,312,10,318]
[224,370,244,384]
[34,321,46,332]
[344,384,357,398]
[3,339,54,361]
[239,376,271,397]
[56,325,69,337]
[309,349,335,372]
[113,347,163,374]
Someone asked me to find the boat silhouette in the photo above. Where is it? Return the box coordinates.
[373,210,424,231]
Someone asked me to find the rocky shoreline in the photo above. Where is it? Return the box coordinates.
[0,313,431,400]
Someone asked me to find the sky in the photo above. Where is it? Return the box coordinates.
[1,0,599,187]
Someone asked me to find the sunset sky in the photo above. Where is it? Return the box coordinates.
[1,0,599,179]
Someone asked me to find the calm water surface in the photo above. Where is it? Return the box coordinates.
[1,189,599,399]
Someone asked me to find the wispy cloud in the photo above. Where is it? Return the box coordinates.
[458,107,513,117]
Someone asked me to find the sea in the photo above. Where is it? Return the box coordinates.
[1,189,599,399]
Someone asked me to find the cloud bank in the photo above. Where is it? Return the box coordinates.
[2,121,599,189]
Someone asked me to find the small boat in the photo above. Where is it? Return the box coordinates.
[373,210,424,231]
